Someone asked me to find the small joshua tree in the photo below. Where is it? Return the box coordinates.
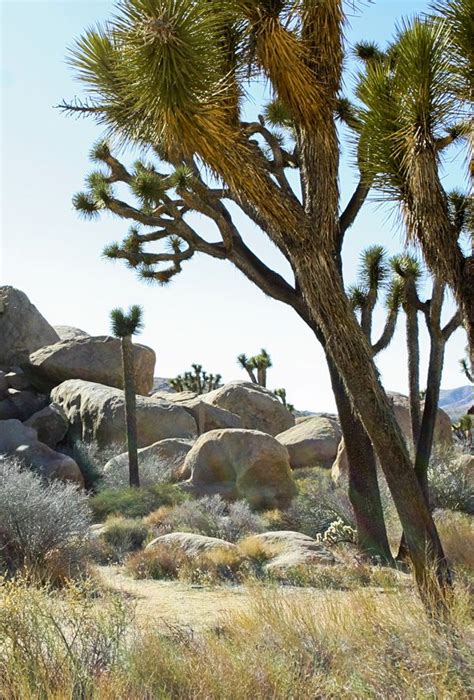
[274,388,295,413]
[110,305,144,488]
[237,349,272,387]
[170,364,222,394]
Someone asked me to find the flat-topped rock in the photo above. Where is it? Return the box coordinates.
[29,335,156,396]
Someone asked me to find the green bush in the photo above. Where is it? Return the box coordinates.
[89,484,187,521]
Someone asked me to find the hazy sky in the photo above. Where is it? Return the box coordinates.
[1,0,469,411]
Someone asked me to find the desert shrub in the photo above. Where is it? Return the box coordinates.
[148,495,265,542]
[0,578,129,698]
[283,471,355,539]
[89,483,186,521]
[126,543,244,584]
[89,517,151,563]
[0,458,91,582]
[126,544,186,580]
[428,447,473,514]
[62,440,124,491]
[102,452,177,489]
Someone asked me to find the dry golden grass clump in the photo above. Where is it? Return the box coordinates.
[1,576,472,699]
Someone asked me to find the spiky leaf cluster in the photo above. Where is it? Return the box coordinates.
[110,304,144,338]
[357,18,459,204]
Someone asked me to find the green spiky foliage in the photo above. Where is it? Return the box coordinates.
[353,40,386,64]
[460,346,473,382]
[356,15,473,370]
[347,245,401,351]
[273,387,294,413]
[238,348,272,387]
[170,364,222,394]
[110,304,144,338]
[430,0,474,104]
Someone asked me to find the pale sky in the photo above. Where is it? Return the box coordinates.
[1,0,469,412]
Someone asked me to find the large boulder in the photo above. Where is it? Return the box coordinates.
[0,287,59,366]
[54,326,90,342]
[202,382,294,436]
[51,379,197,449]
[249,531,337,571]
[103,438,194,486]
[0,389,48,421]
[331,392,453,484]
[181,428,297,508]
[276,415,342,469]
[146,532,237,556]
[0,419,83,485]
[24,404,68,448]
[29,336,155,396]
[153,390,242,433]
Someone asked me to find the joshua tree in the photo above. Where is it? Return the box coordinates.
[273,388,294,414]
[237,349,272,387]
[170,364,222,394]
[64,0,454,599]
[357,5,474,367]
[110,305,144,487]
[390,255,424,446]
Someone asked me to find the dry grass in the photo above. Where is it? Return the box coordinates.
[2,575,471,699]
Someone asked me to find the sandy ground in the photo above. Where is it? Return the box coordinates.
[97,565,336,631]
[98,565,258,630]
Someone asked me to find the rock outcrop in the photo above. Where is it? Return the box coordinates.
[51,379,197,448]
[153,390,242,433]
[202,382,294,436]
[249,530,337,571]
[24,404,68,448]
[0,287,59,366]
[103,438,194,486]
[0,418,83,485]
[146,532,238,556]
[276,415,342,469]
[181,428,297,508]
[54,326,90,342]
[29,336,156,396]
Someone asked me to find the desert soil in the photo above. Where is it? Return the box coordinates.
[98,565,338,631]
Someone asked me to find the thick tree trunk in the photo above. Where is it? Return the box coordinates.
[327,358,393,564]
[406,306,421,446]
[122,336,139,488]
[292,249,451,601]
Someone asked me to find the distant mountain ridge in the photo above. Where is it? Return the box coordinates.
[439,385,473,421]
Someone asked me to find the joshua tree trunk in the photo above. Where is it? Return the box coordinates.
[290,243,451,600]
[121,335,139,488]
[406,305,422,446]
[415,336,445,502]
[327,358,393,564]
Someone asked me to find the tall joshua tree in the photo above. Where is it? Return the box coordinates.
[110,305,144,488]
[64,0,453,600]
